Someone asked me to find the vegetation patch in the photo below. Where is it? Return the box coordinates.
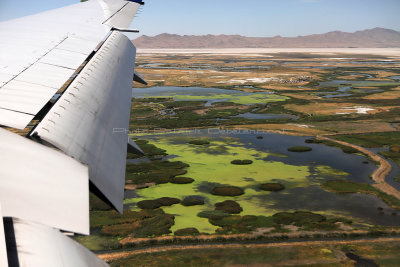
[73,235,120,252]
[90,209,175,238]
[197,210,231,219]
[125,160,189,185]
[335,132,400,148]
[188,139,210,145]
[305,138,323,144]
[157,197,181,206]
[215,200,243,214]
[211,186,245,196]
[137,197,180,209]
[230,159,253,165]
[89,192,112,211]
[127,139,167,159]
[137,200,162,209]
[170,176,195,184]
[287,146,312,152]
[210,215,275,234]
[335,132,400,165]
[174,227,200,236]
[341,146,359,154]
[307,138,361,155]
[181,196,206,206]
[260,183,285,192]
[272,211,326,226]
[109,241,400,267]
[322,180,400,209]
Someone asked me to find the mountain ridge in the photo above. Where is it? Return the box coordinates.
[132,28,400,48]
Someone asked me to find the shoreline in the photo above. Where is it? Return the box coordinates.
[317,136,400,201]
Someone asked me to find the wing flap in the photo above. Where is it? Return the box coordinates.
[0,128,89,235]
[6,218,109,267]
[32,31,136,213]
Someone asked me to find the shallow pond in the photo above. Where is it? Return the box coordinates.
[125,131,400,233]
[320,80,400,88]
[389,75,400,81]
[132,86,288,106]
[322,93,353,98]
[317,79,399,98]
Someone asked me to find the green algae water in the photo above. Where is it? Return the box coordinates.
[132,86,288,106]
[125,131,400,233]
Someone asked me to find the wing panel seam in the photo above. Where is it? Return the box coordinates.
[102,3,129,25]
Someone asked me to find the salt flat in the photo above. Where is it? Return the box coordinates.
[138,48,400,57]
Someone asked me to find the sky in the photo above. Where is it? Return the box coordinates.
[0,0,399,37]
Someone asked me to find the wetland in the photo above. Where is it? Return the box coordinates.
[77,50,400,263]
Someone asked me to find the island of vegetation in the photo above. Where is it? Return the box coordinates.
[211,186,245,196]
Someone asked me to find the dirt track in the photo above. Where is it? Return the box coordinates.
[317,136,400,200]
[98,237,400,262]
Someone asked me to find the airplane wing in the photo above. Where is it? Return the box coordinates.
[0,0,143,129]
[4,218,109,267]
[31,30,136,213]
[0,0,146,265]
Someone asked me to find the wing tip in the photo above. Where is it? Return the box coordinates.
[128,0,145,5]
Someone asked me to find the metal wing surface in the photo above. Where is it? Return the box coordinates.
[1,0,146,265]
[0,0,142,129]
[32,30,136,212]
[5,218,109,267]
[0,128,89,235]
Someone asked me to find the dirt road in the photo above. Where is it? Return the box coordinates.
[98,237,400,262]
[317,136,400,200]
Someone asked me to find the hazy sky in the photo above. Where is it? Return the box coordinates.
[0,0,399,37]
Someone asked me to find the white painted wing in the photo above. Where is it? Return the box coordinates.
[32,31,135,213]
[0,128,89,235]
[5,218,109,267]
[0,0,142,129]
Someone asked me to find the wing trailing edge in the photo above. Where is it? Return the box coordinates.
[4,218,109,267]
[0,128,89,235]
[31,31,136,213]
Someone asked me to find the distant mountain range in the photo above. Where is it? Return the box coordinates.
[132,28,400,48]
